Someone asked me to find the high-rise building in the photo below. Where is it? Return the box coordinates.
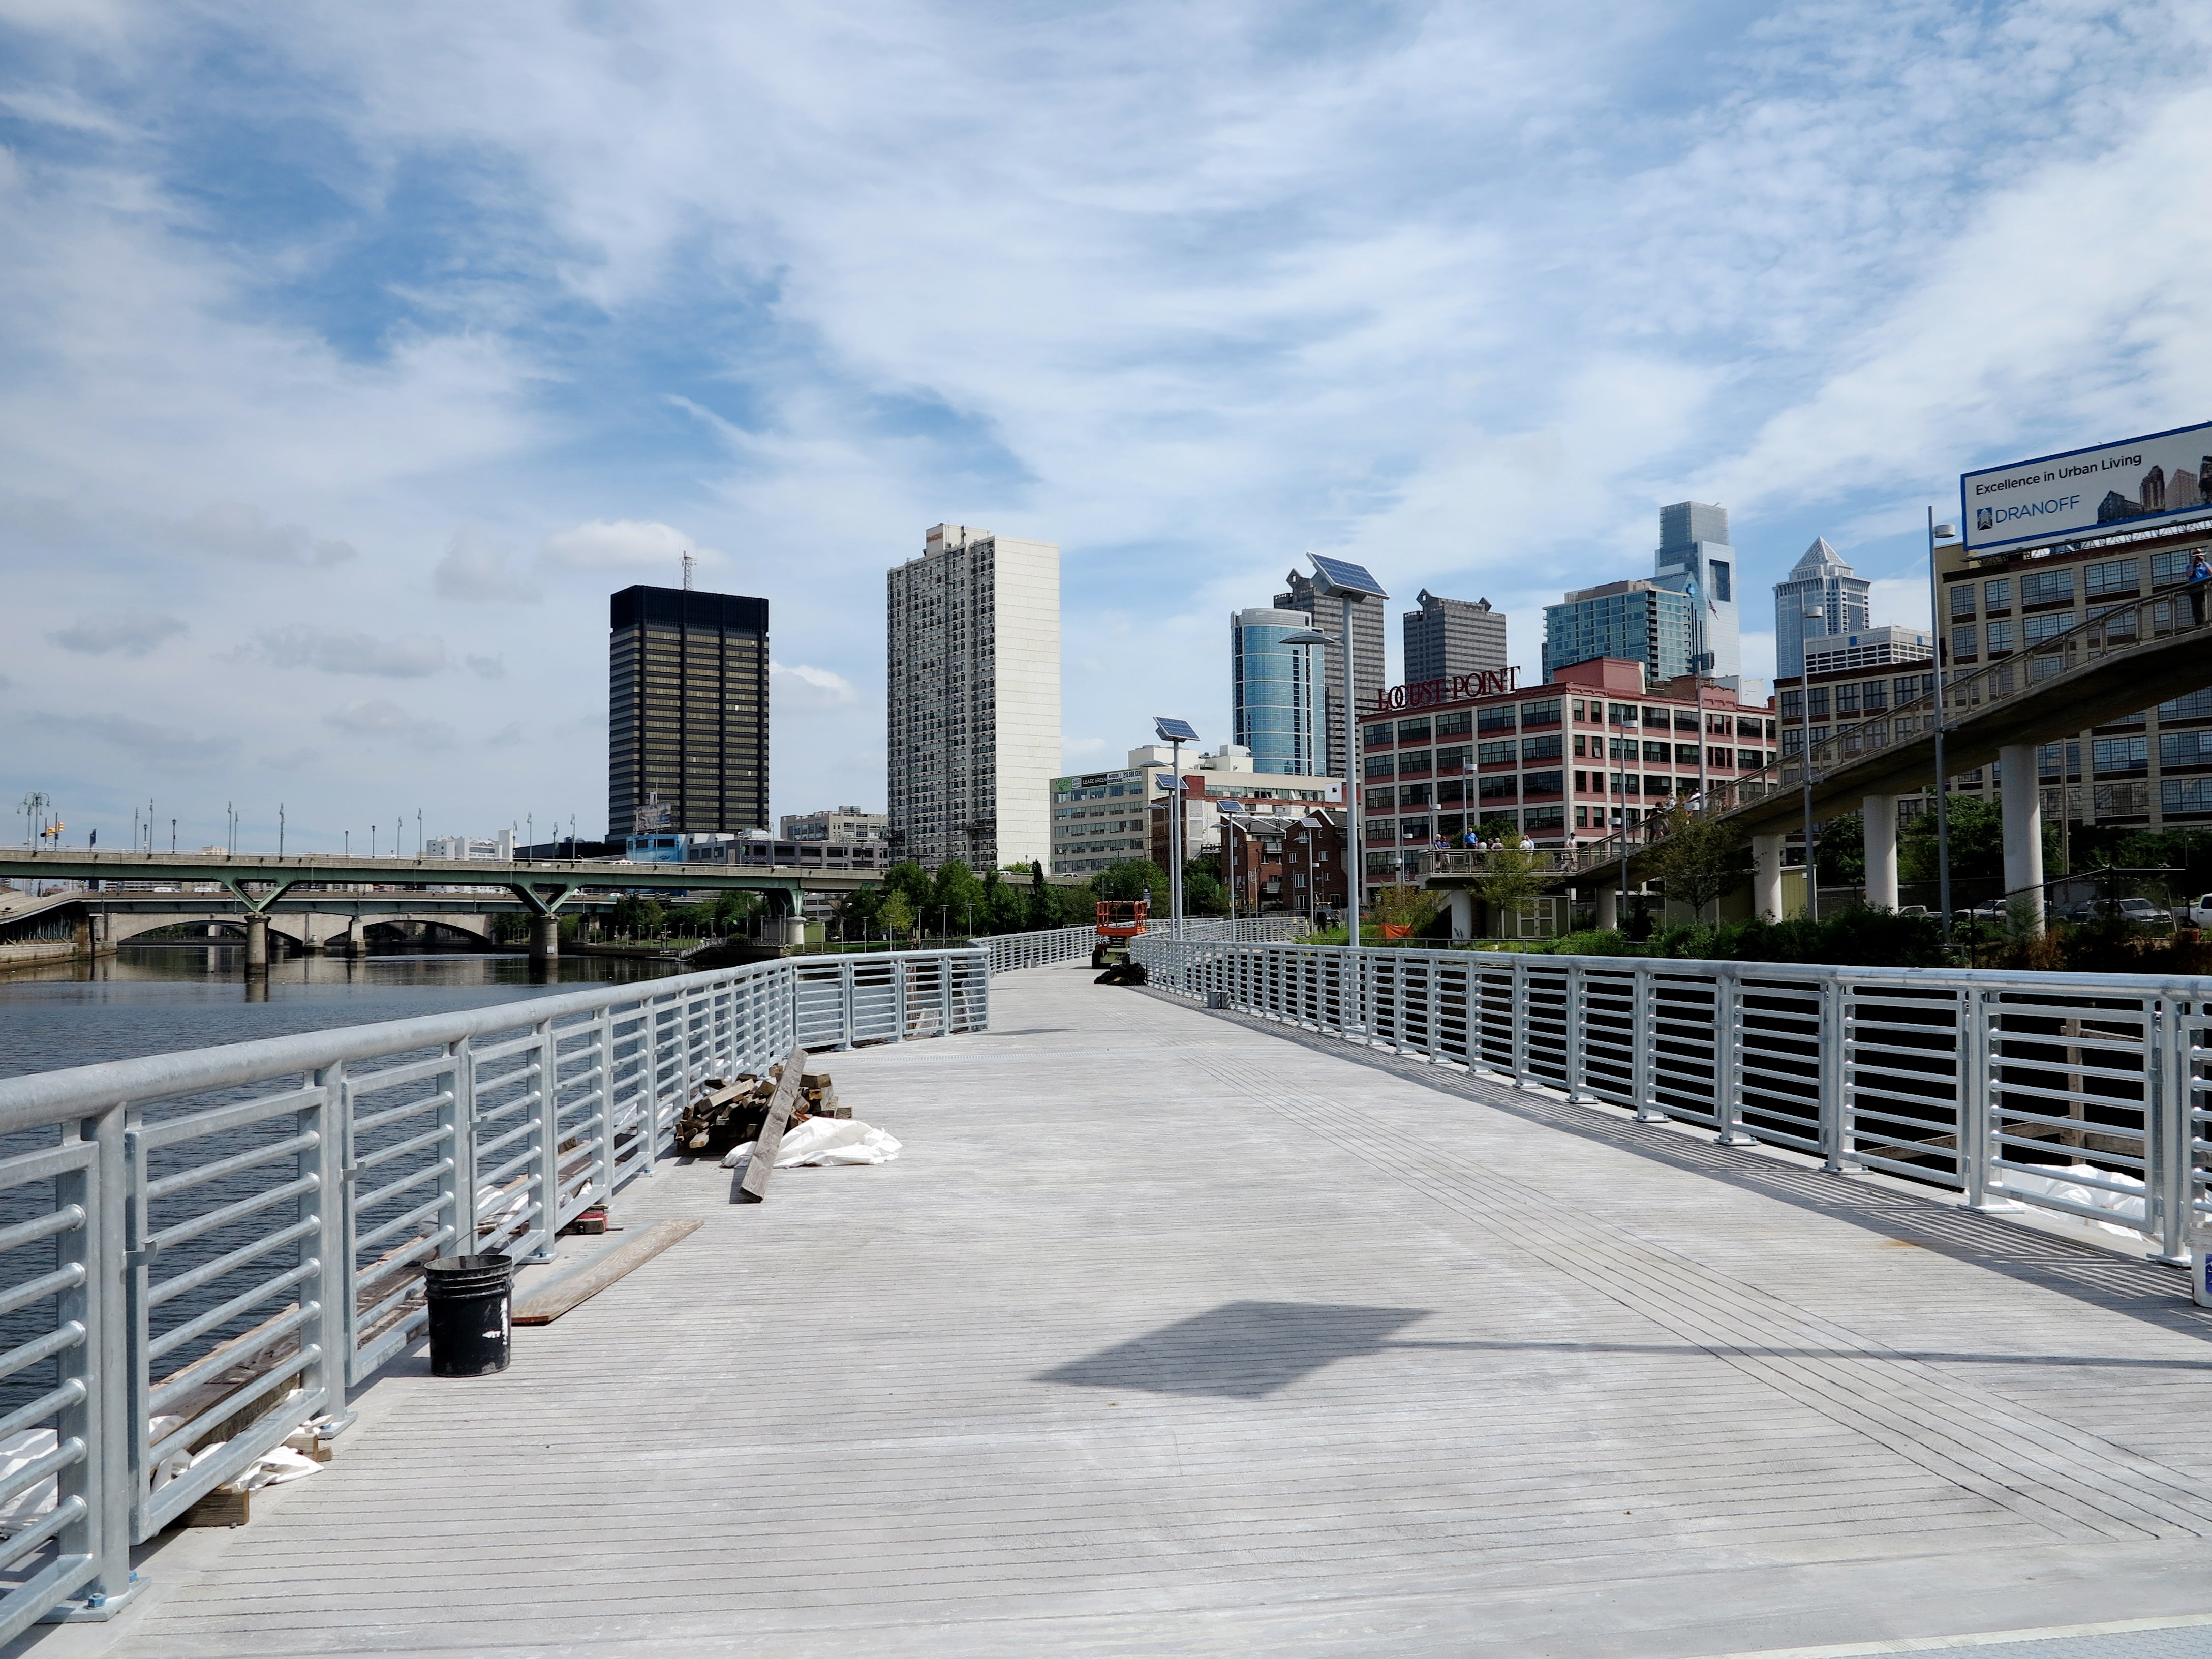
[1402,590,1507,685]
[1275,567,1385,777]
[607,586,769,838]
[780,806,889,843]
[886,523,1060,870]
[1772,537,1871,680]
[1653,501,1741,686]
[1542,579,1695,686]
[1801,626,1931,677]
[1232,607,1326,775]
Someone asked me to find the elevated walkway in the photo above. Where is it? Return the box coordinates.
[25,964,2212,1658]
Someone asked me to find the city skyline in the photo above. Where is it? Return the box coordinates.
[4,6,2204,850]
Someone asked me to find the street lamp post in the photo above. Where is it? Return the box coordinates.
[1800,606,1823,923]
[1153,717,1198,937]
[1927,511,1959,947]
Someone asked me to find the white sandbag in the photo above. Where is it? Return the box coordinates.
[721,1116,902,1170]
[0,1431,56,1532]
[1998,1163,2146,1235]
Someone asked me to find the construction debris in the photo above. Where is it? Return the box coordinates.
[676,1058,848,1160]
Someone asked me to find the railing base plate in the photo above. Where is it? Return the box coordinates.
[40,1577,146,1623]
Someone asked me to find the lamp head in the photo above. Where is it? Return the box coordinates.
[1280,628,1338,646]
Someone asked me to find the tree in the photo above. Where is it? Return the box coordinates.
[1181,858,1228,916]
[611,893,665,940]
[1096,858,1165,902]
[1024,859,1058,930]
[1371,883,1441,937]
[1899,795,2004,884]
[1814,811,1864,886]
[982,871,1027,933]
[878,890,916,941]
[930,859,986,937]
[883,860,932,912]
[1472,847,1544,937]
[1646,803,1748,924]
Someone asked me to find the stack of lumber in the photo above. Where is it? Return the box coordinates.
[677,1060,844,1157]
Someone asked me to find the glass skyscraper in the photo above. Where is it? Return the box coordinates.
[1541,580,1694,686]
[1232,607,1325,775]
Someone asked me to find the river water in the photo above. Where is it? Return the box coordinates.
[0,944,683,1078]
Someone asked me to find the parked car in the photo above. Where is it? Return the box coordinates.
[2062,896,2174,932]
[2175,894,2212,929]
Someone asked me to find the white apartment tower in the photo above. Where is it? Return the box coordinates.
[886,524,1061,870]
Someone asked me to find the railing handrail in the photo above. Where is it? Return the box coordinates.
[0,948,983,1136]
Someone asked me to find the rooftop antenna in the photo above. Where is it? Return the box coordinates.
[681,551,696,591]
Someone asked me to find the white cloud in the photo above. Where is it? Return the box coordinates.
[769,660,857,711]
[435,527,541,603]
[322,699,456,750]
[49,611,186,655]
[542,519,716,576]
[465,653,506,679]
[173,502,356,566]
[487,721,525,747]
[248,625,447,678]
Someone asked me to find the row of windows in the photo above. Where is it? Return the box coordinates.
[1948,549,2203,618]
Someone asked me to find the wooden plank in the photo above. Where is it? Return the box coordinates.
[736,1043,807,1204]
[511,1220,702,1326]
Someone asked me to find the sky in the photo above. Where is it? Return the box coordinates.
[4,0,2209,854]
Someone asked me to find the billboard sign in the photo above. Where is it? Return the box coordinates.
[1961,420,2212,556]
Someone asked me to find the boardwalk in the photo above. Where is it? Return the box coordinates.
[19,966,2212,1658]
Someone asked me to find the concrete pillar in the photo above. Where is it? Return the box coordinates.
[1593,885,1619,930]
[301,914,322,955]
[1999,743,2045,935]
[345,918,366,956]
[1862,796,1898,911]
[531,914,561,963]
[244,911,269,970]
[1446,888,1474,941]
[1753,834,1785,920]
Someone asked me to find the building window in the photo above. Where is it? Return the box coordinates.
[2022,611,2074,645]
[1477,739,1516,766]
[1520,734,1562,762]
[1524,770,1564,795]
[1951,624,1978,657]
[2159,688,2212,722]
[2085,558,2140,597]
[1949,586,1977,619]
[2020,570,2074,607]
[1364,754,1395,778]
[1709,561,1731,602]
[1435,711,1473,739]
[1835,683,1860,716]
[2092,736,2149,772]
[1477,705,1517,733]
[1984,620,2014,652]
[2160,730,2212,769]
[2163,779,2212,814]
[1779,690,1804,721]
[1806,687,1829,718]
[1862,681,1888,712]
[1363,724,1394,749]
[2152,549,2196,587]
[1396,718,1431,744]
[1522,699,1562,725]
[1608,703,1638,726]
[1478,775,1518,800]
[1982,578,2011,609]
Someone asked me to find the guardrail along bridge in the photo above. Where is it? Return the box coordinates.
[1,920,2208,1657]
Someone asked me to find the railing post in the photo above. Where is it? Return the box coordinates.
[592,1005,616,1197]
[1509,956,1528,1086]
[307,1062,349,1422]
[1819,973,1850,1171]
[1957,986,2006,1206]
[79,1102,134,1612]
[526,1016,560,1258]
[1565,959,1587,1101]
[2147,997,2191,1265]
[1633,963,1665,1122]
[1715,972,1753,1145]
[448,1037,480,1252]
[892,954,908,1042]
[839,958,856,1050]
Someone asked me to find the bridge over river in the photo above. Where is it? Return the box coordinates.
[1,924,2207,1655]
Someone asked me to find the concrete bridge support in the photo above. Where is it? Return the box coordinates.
[1593,886,1618,930]
[244,912,269,970]
[1862,796,1898,911]
[1446,889,1473,941]
[345,918,367,957]
[531,915,560,963]
[1753,834,1785,920]
[1999,743,2045,935]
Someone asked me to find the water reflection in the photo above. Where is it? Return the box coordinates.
[0,946,684,1078]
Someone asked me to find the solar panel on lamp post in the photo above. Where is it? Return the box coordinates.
[1154,717,1199,937]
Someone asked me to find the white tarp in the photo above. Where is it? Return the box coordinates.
[721,1117,902,1170]
[1996,1162,2146,1236]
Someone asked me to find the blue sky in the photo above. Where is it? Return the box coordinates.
[3,0,2209,852]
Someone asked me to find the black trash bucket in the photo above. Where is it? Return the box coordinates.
[424,1254,513,1377]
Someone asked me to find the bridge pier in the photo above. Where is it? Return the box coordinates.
[531,914,560,963]
[1593,885,1618,930]
[345,918,367,957]
[244,912,269,970]
[1446,889,1473,941]
[1752,833,1785,919]
[1862,795,1898,910]
[1999,743,2045,935]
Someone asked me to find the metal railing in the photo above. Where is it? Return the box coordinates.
[974,915,1311,975]
[0,947,985,1639]
[1133,936,2207,1264]
[1563,578,2212,877]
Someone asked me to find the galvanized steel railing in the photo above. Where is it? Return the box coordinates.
[975,915,1312,975]
[1132,936,2207,1266]
[0,947,985,1639]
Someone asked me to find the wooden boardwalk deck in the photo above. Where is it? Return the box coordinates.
[19,967,2212,1659]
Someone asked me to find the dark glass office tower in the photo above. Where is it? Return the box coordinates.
[607,586,769,837]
